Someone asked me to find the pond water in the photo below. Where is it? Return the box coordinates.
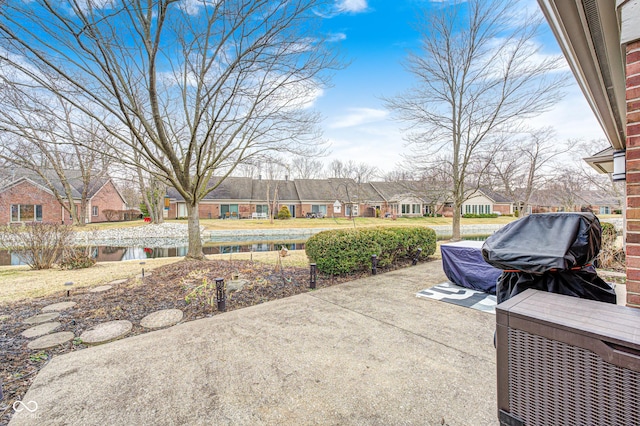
[0,235,490,266]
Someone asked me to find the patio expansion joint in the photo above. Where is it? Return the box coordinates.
[307,292,491,363]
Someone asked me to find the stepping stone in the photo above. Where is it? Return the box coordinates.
[226,279,249,295]
[109,279,127,285]
[89,285,113,293]
[24,312,60,325]
[80,320,132,345]
[22,322,61,338]
[140,309,183,329]
[27,332,75,350]
[42,301,77,312]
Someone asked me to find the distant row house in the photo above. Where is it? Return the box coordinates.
[0,170,127,225]
[0,170,622,226]
[165,177,440,220]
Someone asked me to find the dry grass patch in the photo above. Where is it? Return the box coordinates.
[0,257,181,303]
[0,251,310,304]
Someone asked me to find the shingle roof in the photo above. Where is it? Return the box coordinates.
[1,168,111,200]
[479,188,512,204]
[293,179,339,201]
[251,179,299,202]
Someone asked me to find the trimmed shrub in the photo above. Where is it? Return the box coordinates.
[305,226,436,275]
[462,213,498,218]
[277,205,291,220]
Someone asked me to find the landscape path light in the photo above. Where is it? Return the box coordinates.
[371,254,378,275]
[65,281,74,298]
[216,278,226,312]
[140,261,146,278]
[412,248,423,266]
[310,263,317,289]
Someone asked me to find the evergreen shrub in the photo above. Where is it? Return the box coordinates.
[305,226,436,275]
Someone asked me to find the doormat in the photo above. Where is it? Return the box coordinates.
[416,282,497,314]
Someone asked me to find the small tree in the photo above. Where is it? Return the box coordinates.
[277,206,292,220]
[0,223,75,269]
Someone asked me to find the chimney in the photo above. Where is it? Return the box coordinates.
[258,174,262,180]
[285,175,289,181]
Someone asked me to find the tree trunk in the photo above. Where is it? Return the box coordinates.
[186,202,204,260]
[152,194,164,224]
[452,201,462,241]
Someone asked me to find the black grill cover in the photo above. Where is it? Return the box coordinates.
[482,212,616,304]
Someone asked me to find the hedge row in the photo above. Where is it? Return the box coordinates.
[305,226,436,275]
[462,213,499,218]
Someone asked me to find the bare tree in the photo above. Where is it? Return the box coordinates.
[489,128,568,216]
[326,160,379,181]
[385,0,567,239]
[547,169,588,212]
[0,0,339,258]
[0,90,112,225]
[290,156,325,179]
[261,158,289,224]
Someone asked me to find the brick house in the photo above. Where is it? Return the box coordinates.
[166,177,386,219]
[538,0,639,307]
[0,175,127,225]
[462,189,514,216]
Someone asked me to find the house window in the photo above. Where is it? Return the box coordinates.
[255,204,268,214]
[412,204,420,214]
[92,206,99,216]
[311,205,327,215]
[599,206,610,215]
[11,204,42,222]
[220,204,239,217]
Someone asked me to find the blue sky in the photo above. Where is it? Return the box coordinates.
[314,0,607,175]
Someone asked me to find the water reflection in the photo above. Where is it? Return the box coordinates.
[0,241,306,266]
[0,234,490,266]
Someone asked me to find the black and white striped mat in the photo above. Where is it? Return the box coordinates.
[416,282,497,314]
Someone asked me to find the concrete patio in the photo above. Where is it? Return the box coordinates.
[10,261,498,425]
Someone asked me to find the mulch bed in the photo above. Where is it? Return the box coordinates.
[0,257,418,424]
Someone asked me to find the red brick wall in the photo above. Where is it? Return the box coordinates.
[493,204,511,215]
[626,40,640,308]
[198,203,219,219]
[90,180,125,223]
[168,202,177,219]
[0,181,64,224]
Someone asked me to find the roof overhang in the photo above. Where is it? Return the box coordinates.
[583,146,615,173]
[538,0,627,150]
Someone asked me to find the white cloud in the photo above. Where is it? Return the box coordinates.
[336,0,368,13]
[330,108,389,128]
[328,33,347,42]
[178,0,220,16]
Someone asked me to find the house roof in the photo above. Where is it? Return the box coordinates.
[167,176,254,202]
[293,179,336,201]
[370,181,444,204]
[478,188,512,204]
[251,179,299,202]
[0,169,113,200]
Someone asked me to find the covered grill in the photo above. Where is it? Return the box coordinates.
[482,212,616,304]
